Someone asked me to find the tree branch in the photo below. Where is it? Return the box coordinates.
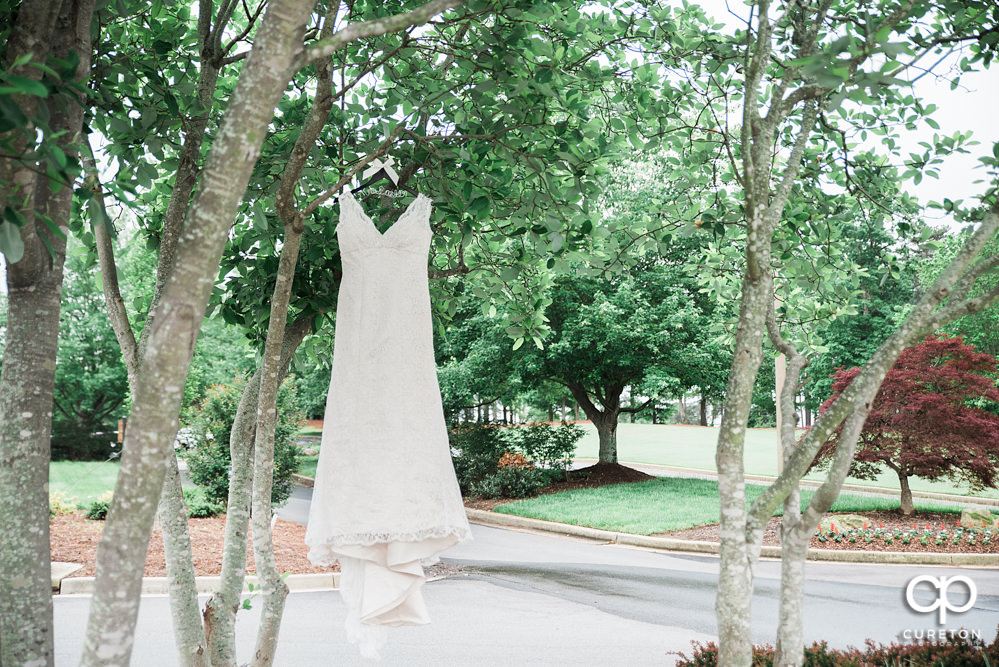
[294,0,466,71]
[83,137,140,391]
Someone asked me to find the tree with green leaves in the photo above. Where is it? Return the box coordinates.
[520,258,706,464]
[51,242,129,461]
[0,1,96,663]
[673,1,999,664]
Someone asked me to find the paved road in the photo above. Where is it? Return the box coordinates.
[273,481,999,651]
[55,519,999,665]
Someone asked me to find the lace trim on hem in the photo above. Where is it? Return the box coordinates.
[307,525,471,566]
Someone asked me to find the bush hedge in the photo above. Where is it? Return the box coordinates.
[449,422,584,499]
[185,376,303,508]
[674,629,999,666]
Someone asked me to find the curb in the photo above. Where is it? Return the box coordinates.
[56,572,340,595]
[291,473,314,488]
[465,509,999,567]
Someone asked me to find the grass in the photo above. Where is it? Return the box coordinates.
[49,460,120,507]
[493,476,981,536]
[296,454,319,479]
[570,422,999,500]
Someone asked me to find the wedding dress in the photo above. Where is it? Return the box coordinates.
[305,191,470,658]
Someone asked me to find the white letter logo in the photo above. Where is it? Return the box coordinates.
[905,575,977,624]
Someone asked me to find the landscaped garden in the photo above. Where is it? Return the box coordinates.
[7,0,999,664]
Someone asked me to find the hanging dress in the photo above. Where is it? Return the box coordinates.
[305,191,471,658]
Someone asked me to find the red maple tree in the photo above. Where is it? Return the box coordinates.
[814,335,999,515]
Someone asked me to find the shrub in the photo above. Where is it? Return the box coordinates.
[449,424,511,494]
[183,487,224,518]
[471,466,546,499]
[185,376,303,508]
[673,627,999,666]
[49,491,79,517]
[85,491,114,521]
[509,423,584,482]
[450,422,585,497]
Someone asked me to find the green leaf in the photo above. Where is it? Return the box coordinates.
[0,220,25,263]
[512,337,525,351]
[0,95,28,129]
[4,75,48,97]
[37,213,67,241]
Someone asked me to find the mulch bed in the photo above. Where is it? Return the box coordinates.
[53,464,996,577]
[463,462,654,511]
[658,510,999,554]
[50,512,339,578]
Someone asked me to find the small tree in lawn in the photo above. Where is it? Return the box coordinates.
[814,335,999,515]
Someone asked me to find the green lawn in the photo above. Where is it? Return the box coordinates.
[49,461,120,506]
[570,422,999,500]
[296,455,319,478]
[494,476,980,536]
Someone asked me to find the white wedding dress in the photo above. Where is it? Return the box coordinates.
[305,191,470,658]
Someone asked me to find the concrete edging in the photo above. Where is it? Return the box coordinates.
[57,572,340,595]
[465,509,999,567]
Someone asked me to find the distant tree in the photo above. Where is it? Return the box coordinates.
[804,221,923,412]
[436,302,522,423]
[521,260,704,464]
[52,244,129,460]
[814,336,999,515]
[918,233,999,359]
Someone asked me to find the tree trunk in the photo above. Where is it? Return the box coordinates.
[574,402,579,421]
[700,395,708,426]
[561,397,566,422]
[158,456,208,666]
[80,3,314,663]
[203,317,330,663]
[0,2,93,663]
[898,471,914,516]
[716,266,773,667]
[247,224,307,666]
[774,515,808,667]
[595,416,619,463]
[204,370,261,665]
[548,404,554,422]
[677,394,687,424]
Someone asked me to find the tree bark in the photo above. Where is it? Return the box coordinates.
[774,517,808,666]
[677,394,687,424]
[81,2,315,663]
[0,2,93,663]
[247,228,304,666]
[157,455,208,667]
[87,141,209,667]
[567,383,620,463]
[203,320,310,665]
[700,395,708,426]
[897,471,914,516]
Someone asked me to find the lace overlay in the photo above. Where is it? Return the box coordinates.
[305,192,471,657]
